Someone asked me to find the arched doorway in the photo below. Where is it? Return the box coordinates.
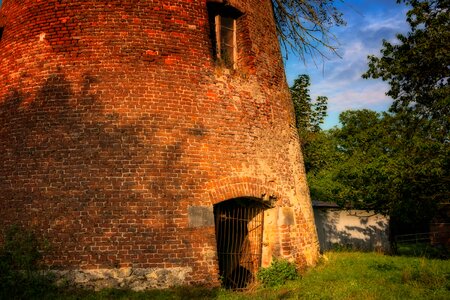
[214,198,266,289]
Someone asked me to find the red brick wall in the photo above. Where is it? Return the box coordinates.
[0,0,318,285]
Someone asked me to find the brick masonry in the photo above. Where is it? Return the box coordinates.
[0,0,319,288]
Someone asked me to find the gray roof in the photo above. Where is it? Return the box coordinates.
[312,201,340,208]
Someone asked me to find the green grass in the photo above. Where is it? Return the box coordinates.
[4,252,450,300]
[283,252,450,300]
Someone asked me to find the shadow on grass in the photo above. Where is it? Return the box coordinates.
[30,285,222,300]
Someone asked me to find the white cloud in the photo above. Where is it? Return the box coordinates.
[327,84,391,112]
[362,10,409,33]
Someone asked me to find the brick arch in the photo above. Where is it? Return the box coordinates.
[202,177,281,206]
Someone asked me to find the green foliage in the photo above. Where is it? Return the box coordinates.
[357,0,449,229]
[306,109,447,230]
[257,259,299,288]
[290,74,329,181]
[291,74,312,131]
[290,74,328,134]
[305,0,449,231]
[303,129,342,174]
[364,0,450,124]
[0,225,56,299]
[1,225,42,272]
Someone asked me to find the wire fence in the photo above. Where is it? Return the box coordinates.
[394,231,449,244]
[392,230,449,258]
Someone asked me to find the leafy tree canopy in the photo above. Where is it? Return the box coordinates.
[290,74,329,179]
[290,74,328,135]
[360,0,449,226]
[363,0,450,125]
[288,1,448,233]
[306,0,449,231]
[307,110,448,231]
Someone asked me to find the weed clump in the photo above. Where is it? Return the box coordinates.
[401,259,448,289]
[257,259,299,288]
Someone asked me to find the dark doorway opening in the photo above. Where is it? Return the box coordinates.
[214,198,265,290]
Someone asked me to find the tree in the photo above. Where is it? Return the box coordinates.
[289,74,333,202]
[307,109,447,234]
[272,0,346,61]
[290,74,329,179]
[290,74,328,135]
[302,0,449,238]
[306,110,388,208]
[363,0,450,126]
[361,0,449,229]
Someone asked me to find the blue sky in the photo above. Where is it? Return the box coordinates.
[284,0,410,129]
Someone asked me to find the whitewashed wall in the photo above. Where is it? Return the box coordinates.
[313,208,390,252]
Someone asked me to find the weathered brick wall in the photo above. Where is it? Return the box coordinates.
[0,0,319,287]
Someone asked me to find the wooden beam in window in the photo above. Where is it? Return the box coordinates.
[215,15,221,61]
[233,19,236,69]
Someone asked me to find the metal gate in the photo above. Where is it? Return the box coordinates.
[214,198,265,290]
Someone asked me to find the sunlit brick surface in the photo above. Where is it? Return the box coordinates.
[0,0,318,286]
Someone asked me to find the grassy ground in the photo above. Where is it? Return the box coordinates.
[5,251,450,300]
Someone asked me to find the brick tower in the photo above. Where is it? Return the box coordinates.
[0,0,319,289]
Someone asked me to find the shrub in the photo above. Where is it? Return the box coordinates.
[257,258,299,288]
[0,225,56,299]
[1,225,42,272]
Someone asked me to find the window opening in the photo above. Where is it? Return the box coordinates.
[216,15,236,68]
[214,198,266,290]
[207,3,242,69]
[0,27,4,41]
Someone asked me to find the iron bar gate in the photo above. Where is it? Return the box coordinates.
[214,198,265,290]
